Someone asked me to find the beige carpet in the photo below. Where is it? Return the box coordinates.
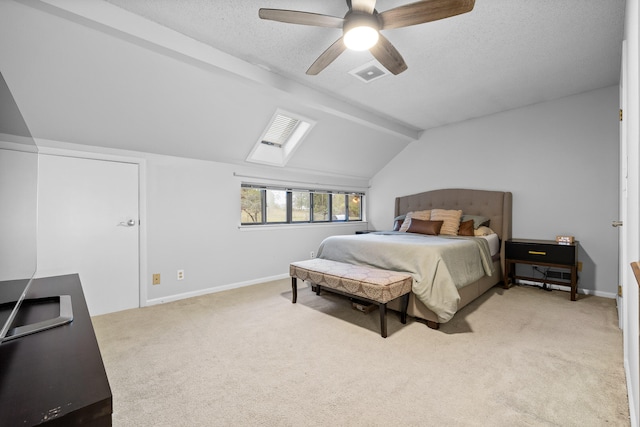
[92,280,630,426]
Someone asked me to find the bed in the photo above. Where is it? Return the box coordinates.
[316,188,512,329]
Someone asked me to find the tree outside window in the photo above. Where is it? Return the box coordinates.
[292,191,310,222]
[241,187,262,223]
[312,192,329,222]
[331,193,346,221]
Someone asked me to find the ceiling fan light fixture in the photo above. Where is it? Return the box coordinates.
[343,12,380,51]
[344,26,379,51]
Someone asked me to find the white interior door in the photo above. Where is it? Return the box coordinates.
[37,154,139,316]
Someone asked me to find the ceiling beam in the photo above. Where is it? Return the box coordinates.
[26,0,422,142]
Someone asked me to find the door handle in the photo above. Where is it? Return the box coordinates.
[118,219,137,227]
[612,220,623,227]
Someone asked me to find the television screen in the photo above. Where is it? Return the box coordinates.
[0,71,39,343]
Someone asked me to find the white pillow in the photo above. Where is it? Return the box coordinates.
[474,226,495,236]
[481,233,500,256]
[399,210,431,232]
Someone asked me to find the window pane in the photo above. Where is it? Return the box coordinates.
[292,191,310,222]
[331,193,346,221]
[312,193,329,222]
[266,189,287,223]
[348,194,362,221]
[241,187,263,224]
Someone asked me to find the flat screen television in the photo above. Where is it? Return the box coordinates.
[0,71,72,344]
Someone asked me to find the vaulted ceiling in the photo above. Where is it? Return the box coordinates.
[0,0,626,180]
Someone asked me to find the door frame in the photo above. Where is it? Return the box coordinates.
[620,40,628,330]
[35,142,148,309]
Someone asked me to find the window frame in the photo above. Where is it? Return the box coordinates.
[240,184,364,226]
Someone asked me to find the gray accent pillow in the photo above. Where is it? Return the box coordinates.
[461,214,490,229]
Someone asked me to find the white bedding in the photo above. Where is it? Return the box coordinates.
[481,233,500,257]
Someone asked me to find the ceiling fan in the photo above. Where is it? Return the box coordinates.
[258,0,475,76]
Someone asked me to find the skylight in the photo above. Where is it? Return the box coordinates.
[246,109,315,167]
[261,114,299,148]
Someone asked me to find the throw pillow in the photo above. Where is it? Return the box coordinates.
[458,219,475,236]
[430,209,463,236]
[406,219,443,236]
[461,214,491,229]
[474,226,496,236]
[398,210,431,232]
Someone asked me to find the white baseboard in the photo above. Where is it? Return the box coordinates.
[145,273,289,306]
[515,280,617,299]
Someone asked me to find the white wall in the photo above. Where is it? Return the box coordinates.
[0,147,38,281]
[144,155,368,303]
[33,140,368,304]
[369,86,620,297]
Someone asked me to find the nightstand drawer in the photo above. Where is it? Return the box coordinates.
[506,239,577,266]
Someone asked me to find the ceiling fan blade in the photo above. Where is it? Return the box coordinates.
[369,34,408,75]
[350,0,377,14]
[379,0,475,30]
[259,9,344,28]
[306,38,347,75]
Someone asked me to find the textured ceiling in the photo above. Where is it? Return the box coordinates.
[0,0,626,181]
[104,0,626,130]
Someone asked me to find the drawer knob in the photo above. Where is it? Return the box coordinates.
[528,251,546,255]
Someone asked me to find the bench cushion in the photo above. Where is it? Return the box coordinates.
[290,258,412,304]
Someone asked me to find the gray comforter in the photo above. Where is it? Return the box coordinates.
[316,232,495,322]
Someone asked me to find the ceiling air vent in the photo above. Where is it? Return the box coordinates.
[349,60,389,83]
[247,109,315,167]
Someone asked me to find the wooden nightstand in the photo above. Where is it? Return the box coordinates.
[504,239,579,301]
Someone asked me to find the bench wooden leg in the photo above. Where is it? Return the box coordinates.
[379,303,387,338]
[291,277,297,303]
[400,293,409,324]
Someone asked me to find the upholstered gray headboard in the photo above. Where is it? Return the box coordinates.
[394,188,513,268]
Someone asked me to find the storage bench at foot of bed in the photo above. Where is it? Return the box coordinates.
[289,258,413,338]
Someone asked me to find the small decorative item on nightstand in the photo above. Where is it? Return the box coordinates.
[555,235,575,245]
[504,238,579,301]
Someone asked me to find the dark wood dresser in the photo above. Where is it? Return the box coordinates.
[0,274,112,426]
[504,239,579,301]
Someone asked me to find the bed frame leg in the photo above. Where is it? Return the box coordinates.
[291,277,297,303]
[379,303,388,338]
[425,320,440,330]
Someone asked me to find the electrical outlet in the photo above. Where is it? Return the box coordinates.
[310,251,315,258]
[152,273,161,285]
[177,269,184,280]
[577,261,583,272]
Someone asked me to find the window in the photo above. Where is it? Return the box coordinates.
[291,191,310,222]
[246,109,316,167]
[332,193,346,221]
[312,192,330,222]
[240,187,262,224]
[241,184,363,225]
